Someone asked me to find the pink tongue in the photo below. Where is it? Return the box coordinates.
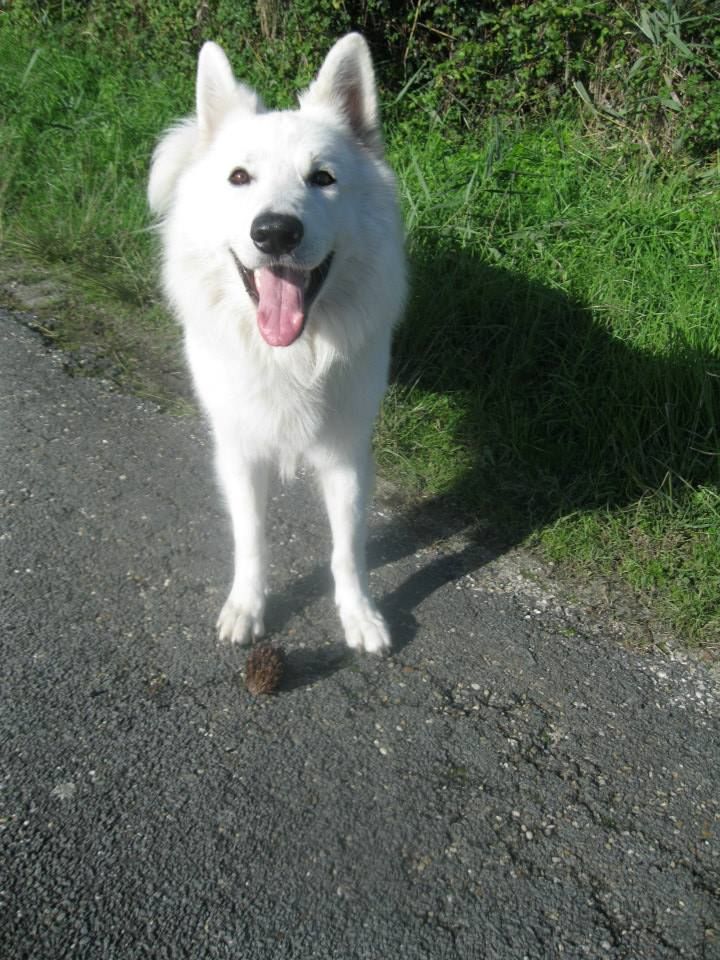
[255,267,305,347]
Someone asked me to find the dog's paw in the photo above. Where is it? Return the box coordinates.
[339,602,391,654]
[216,595,265,646]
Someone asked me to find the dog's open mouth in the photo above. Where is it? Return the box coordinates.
[230,250,333,347]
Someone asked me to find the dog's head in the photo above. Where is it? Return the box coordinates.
[149,34,388,348]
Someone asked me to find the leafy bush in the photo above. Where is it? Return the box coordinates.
[379,0,720,157]
[6,1,719,155]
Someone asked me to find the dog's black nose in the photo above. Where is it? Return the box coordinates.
[250,213,304,256]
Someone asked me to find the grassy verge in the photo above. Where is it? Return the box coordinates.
[1,23,718,648]
[382,121,720,647]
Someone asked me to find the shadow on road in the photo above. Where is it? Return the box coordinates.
[281,644,354,691]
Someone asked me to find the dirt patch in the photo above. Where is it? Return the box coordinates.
[0,257,194,412]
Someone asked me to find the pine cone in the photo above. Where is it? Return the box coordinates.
[244,643,285,695]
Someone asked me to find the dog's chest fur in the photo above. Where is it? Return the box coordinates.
[184,304,332,460]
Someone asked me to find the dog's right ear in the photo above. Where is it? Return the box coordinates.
[148,43,263,217]
[197,41,262,138]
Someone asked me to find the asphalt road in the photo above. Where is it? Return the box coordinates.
[2,311,719,959]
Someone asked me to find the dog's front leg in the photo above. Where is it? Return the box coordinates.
[315,448,390,654]
[214,449,269,645]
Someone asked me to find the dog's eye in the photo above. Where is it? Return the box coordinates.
[309,170,336,188]
[228,168,251,186]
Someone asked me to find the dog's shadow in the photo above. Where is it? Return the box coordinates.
[253,247,718,676]
[262,500,493,671]
[280,643,355,691]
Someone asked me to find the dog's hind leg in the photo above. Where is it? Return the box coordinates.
[214,449,269,645]
[313,446,390,654]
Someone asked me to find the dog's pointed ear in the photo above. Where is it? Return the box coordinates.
[300,34,383,156]
[196,42,262,138]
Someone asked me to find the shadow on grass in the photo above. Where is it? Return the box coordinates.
[371,242,719,649]
[395,244,718,521]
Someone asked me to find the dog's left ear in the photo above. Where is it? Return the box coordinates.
[300,34,383,157]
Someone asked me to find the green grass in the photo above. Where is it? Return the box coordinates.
[542,485,720,645]
[0,34,178,304]
[385,123,720,510]
[1,23,718,647]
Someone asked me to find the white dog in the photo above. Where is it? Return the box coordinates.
[148,34,406,653]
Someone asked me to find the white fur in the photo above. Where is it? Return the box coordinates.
[149,34,406,653]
